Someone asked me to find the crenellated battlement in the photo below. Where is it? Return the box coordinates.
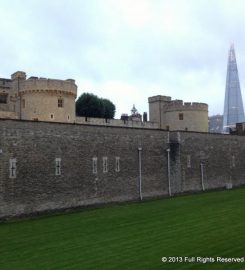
[21,77,77,97]
[165,100,208,112]
[148,95,208,112]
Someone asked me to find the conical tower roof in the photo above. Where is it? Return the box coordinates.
[223,44,245,132]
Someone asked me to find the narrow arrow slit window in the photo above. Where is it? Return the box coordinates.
[55,158,61,175]
[9,158,17,178]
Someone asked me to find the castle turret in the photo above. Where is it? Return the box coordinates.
[19,76,77,122]
[148,95,208,132]
[0,71,77,123]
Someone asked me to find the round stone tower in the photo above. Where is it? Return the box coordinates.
[11,72,77,123]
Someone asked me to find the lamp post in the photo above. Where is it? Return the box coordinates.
[200,162,205,191]
[138,147,142,201]
[166,148,171,196]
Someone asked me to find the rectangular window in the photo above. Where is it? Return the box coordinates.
[179,113,184,120]
[92,157,97,174]
[22,99,25,108]
[55,158,61,175]
[9,158,17,178]
[58,98,64,108]
[115,157,120,172]
[187,155,191,168]
[103,157,108,173]
[0,94,7,104]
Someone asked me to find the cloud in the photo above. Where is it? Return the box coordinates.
[76,79,147,118]
[1,0,245,118]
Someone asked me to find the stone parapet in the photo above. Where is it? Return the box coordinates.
[76,116,159,129]
[0,111,18,119]
[148,95,171,103]
[20,78,77,97]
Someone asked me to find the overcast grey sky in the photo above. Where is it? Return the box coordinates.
[1,0,245,117]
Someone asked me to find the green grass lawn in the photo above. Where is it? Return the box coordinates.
[0,188,245,270]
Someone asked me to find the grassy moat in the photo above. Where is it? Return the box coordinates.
[0,188,245,270]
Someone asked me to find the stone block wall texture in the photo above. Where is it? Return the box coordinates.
[0,119,245,218]
[0,120,168,218]
[178,132,245,192]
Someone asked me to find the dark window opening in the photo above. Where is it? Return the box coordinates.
[58,98,63,108]
[0,94,8,104]
[179,113,184,120]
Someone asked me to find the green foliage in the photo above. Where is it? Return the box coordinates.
[102,98,116,119]
[76,93,115,118]
[1,188,245,270]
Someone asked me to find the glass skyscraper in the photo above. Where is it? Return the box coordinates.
[223,44,245,132]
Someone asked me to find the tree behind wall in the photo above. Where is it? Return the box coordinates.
[102,98,116,119]
[76,93,116,119]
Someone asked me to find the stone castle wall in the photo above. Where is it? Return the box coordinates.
[175,132,245,192]
[0,119,245,219]
[0,119,168,218]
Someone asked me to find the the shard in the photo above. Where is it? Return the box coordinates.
[223,44,245,132]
